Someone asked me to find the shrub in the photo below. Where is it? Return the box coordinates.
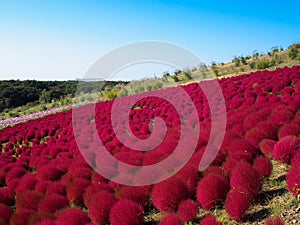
[116,186,152,207]
[15,190,44,211]
[66,178,90,206]
[36,165,64,181]
[83,183,113,208]
[286,162,300,196]
[15,173,37,194]
[10,209,35,225]
[152,179,189,212]
[35,180,52,194]
[158,213,182,225]
[0,203,13,224]
[0,188,14,206]
[177,199,198,222]
[265,216,284,225]
[88,192,117,225]
[230,162,261,198]
[278,124,299,139]
[201,215,222,225]
[253,156,273,178]
[45,181,66,195]
[225,190,252,222]
[5,167,26,183]
[109,199,144,225]
[196,173,230,210]
[38,194,69,213]
[27,212,55,225]
[259,139,277,157]
[272,135,300,163]
[56,208,91,225]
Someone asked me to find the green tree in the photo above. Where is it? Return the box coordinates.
[289,47,298,60]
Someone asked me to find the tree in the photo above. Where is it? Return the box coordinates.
[289,47,298,60]
[233,57,241,67]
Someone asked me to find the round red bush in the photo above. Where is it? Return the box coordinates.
[27,212,55,225]
[56,208,91,225]
[265,216,284,225]
[152,179,189,212]
[66,178,90,206]
[0,188,14,206]
[272,135,300,164]
[88,192,117,225]
[197,173,230,210]
[16,190,44,211]
[38,194,69,213]
[83,183,113,207]
[109,199,144,225]
[5,167,26,183]
[259,139,276,158]
[158,213,182,225]
[286,163,300,196]
[0,203,13,224]
[36,165,64,181]
[15,173,37,194]
[225,190,252,222]
[116,185,152,207]
[10,209,35,225]
[253,156,273,178]
[45,181,66,195]
[200,215,222,225]
[177,199,198,222]
[230,162,261,198]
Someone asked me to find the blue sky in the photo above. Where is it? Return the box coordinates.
[0,0,299,81]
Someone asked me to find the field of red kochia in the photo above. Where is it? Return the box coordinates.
[1,66,300,225]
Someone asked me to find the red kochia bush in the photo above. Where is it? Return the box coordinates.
[177,199,198,222]
[273,135,300,163]
[66,178,90,206]
[259,139,277,158]
[88,192,117,225]
[157,213,182,225]
[27,212,55,225]
[196,173,230,210]
[0,203,13,224]
[83,183,114,208]
[36,165,64,181]
[225,190,252,222]
[286,151,300,196]
[230,162,261,198]
[15,190,44,211]
[109,199,144,225]
[152,179,189,212]
[116,185,152,207]
[10,209,35,225]
[0,188,14,206]
[200,215,222,225]
[15,173,37,194]
[38,194,69,213]
[56,208,91,225]
[253,156,273,178]
[264,216,284,225]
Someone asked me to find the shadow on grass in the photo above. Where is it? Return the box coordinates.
[244,208,270,222]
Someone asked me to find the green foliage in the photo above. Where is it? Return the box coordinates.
[241,57,247,65]
[289,47,299,60]
[172,75,179,82]
[249,61,256,69]
[105,91,118,100]
[183,71,192,80]
[256,60,270,70]
[233,57,241,67]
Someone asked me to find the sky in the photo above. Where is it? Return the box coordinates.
[0,0,299,81]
